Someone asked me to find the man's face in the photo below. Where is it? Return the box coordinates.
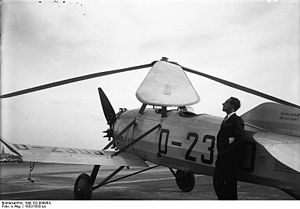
[222,99,234,113]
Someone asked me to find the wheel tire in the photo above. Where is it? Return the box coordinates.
[175,170,195,192]
[74,173,92,200]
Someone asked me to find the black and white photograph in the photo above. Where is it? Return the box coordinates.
[0,0,299,204]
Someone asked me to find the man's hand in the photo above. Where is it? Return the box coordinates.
[229,137,235,144]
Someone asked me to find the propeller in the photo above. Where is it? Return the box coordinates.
[98,87,117,150]
[0,62,154,99]
[98,88,116,127]
[181,65,300,109]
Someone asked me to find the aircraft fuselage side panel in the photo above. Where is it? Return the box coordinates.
[113,108,300,192]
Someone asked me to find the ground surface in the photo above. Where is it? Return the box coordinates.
[0,162,294,200]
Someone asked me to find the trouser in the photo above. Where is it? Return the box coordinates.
[213,154,238,200]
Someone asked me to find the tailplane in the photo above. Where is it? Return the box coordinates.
[242,102,300,137]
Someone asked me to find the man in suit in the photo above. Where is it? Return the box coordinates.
[213,97,245,200]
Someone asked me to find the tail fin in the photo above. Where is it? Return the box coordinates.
[242,102,300,137]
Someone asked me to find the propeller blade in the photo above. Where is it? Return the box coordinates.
[0,62,154,99]
[98,88,116,126]
[182,66,300,109]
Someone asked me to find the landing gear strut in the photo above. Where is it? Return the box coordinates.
[73,165,159,199]
[74,165,100,200]
[175,170,195,192]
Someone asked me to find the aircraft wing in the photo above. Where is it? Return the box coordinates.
[253,132,300,172]
[0,138,148,167]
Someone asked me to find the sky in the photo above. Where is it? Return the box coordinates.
[1,0,299,150]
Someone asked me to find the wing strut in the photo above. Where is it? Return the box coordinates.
[102,141,115,151]
[0,137,22,157]
[102,119,137,150]
[112,123,161,157]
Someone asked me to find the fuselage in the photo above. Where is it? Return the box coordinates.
[113,107,300,196]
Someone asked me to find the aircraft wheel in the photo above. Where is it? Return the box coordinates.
[74,173,92,200]
[175,170,195,192]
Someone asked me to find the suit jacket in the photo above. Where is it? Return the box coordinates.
[216,113,245,160]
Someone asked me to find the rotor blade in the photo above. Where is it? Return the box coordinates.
[0,62,154,99]
[182,66,300,109]
[98,88,116,126]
